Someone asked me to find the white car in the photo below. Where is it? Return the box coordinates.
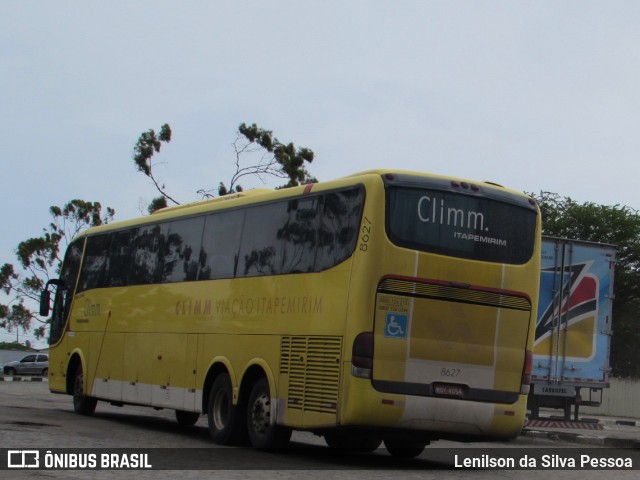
[3,354,49,376]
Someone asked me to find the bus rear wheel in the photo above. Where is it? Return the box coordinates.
[246,377,291,449]
[324,432,382,452]
[207,373,246,445]
[175,410,200,426]
[72,365,97,415]
[383,437,427,458]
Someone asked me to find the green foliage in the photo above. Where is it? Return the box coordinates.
[0,264,17,294]
[136,122,316,212]
[1,302,32,338]
[534,192,640,378]
[0,200,114,342]
[133,124,179,210]
[0,341,35,351]
[611,301,640,378]
[147,196,168,215]
[238,123,316,189]
[133,124,172,176]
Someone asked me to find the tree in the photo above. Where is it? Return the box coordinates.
[534,192,640,378]
[133,123,316,213]
[0,200,114,341]
[133,123,175,213]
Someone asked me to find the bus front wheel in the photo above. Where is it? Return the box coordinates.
[207,373,246,445]
[72,365,97,415]
[246,377,291,449]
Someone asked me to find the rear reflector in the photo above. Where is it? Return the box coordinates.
[352,332,373,379]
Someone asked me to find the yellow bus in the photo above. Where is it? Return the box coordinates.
[42,170,540,457]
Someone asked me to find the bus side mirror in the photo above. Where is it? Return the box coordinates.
[40,290,51,317]
[40,279,64,317]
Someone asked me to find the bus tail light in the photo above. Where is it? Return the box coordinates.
[520,349,533,395]
[352,332,373,379]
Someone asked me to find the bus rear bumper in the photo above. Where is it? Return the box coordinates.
[340,377,527,440]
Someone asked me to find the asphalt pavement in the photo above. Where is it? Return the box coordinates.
[2,375,638,448]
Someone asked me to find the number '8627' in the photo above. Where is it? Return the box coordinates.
[359,217,372,252]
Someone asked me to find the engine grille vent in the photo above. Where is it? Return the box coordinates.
[280,336,342,414]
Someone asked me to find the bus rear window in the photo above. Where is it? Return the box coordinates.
[387,187,537,264]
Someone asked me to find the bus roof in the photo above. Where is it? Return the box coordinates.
[73,169,532,239]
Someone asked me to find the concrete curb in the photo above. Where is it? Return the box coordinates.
[581,417,639,427]
[521,428,640,449]
[615,420,639,427]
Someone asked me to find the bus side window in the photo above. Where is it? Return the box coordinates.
[130,224,166,285]
[238,202,289,277]
[162,217,205,283]
[106,230,137,287]
[77,234,111,292]
[200,210,244,280]
[280,197,319,274]
[316,188,364,270]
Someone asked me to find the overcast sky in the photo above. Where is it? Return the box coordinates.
[2,2,640,345]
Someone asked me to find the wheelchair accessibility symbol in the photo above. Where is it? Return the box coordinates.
[385,313,408,339]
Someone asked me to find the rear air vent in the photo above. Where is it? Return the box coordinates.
[378,277,531,311]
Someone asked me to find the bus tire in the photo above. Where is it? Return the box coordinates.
[246,377,291,449]
[383,438,426,458]
[175,410,200,426]
[72,365,97,415]
[208,373,246,445]
[324,432,381,452]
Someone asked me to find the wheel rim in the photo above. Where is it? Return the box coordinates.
[250,392,270,436]
[212,389,230,431]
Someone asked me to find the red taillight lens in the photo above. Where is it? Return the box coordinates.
[523,350,533,384]
[520,350,533,394]
[352,332,373,370]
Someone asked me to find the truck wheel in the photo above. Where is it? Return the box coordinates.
[207,373,246,445]
[246,377,291,449]
[72,365,97,415]
[5,367,16,376]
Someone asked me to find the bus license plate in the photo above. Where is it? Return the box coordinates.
[433,383,465,397]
